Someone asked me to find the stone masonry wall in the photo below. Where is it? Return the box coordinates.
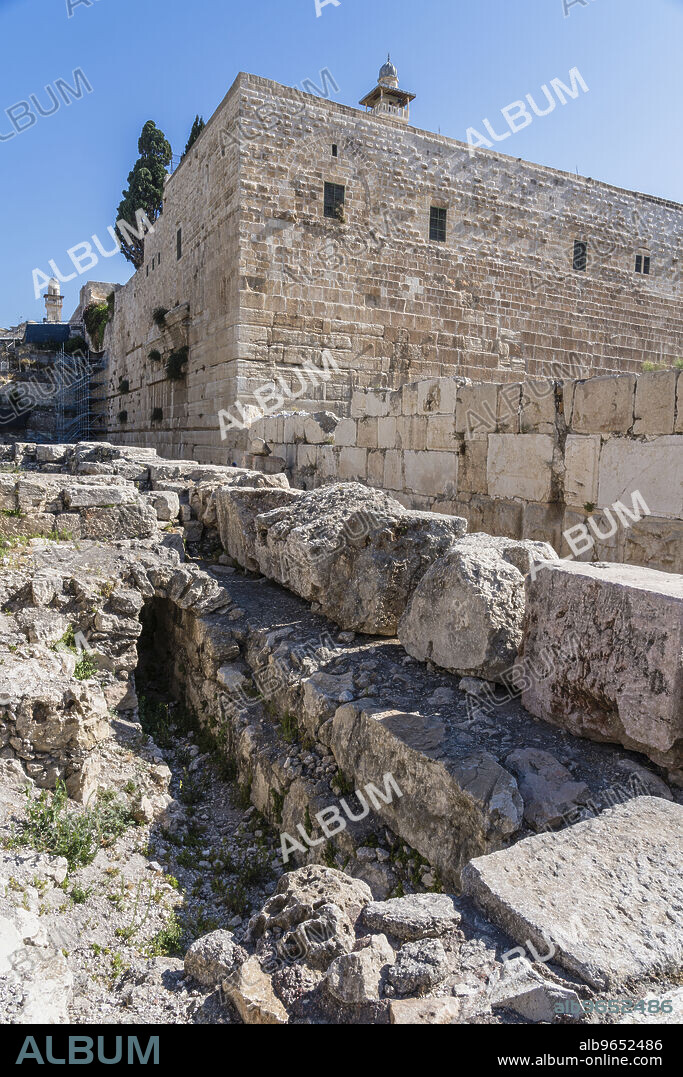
[102,73,683,465]
[240,369,683,574]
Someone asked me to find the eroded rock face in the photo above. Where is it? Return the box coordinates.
[248,866,372,973]
[398,535,557,682]
[253,483,467,635]
[520,561,683,772]
[462,797,683,990]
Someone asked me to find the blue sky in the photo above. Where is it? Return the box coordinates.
[0,0,680,327]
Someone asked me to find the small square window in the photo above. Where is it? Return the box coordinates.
[635,253,651,275]
[332,144,338,157]
[573,240,587,272]
[324,182,345,220]
[176,228,182,261]
[430,206,447,243]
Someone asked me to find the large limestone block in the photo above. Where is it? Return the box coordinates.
[623,516,683,575]
[215,486,302,572]
[78,502,159,541]
[572,375,636,434]
[253,483,467,635]
[399,535,557,681]
[455,383,498,438]
[462,798,683,989]
[597,436,682,518]
[564,435,601,508]
[520,380,558,435]
[633,370,677,435]
[63,485,135,509]
[520,561,683,771]
[404,450,457,498]
[487,435,555,503]
[327,703,523,888]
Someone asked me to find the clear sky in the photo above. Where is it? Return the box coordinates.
[0,0,680,328]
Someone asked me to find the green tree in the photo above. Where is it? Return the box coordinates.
[183,115,206,157]
[115,120,172,269]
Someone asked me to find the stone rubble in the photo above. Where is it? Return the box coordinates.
[0,442,681,1026]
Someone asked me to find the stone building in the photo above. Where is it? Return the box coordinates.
[100,63,683,462]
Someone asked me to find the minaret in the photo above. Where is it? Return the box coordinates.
[44,278,64,323]
[359,55,416,122]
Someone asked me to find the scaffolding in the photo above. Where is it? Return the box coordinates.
[54,346,108,443]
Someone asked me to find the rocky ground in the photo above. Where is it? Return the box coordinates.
[0,441,681,1026]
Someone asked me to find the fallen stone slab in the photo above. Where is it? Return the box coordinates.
[222,955,288,1024]
[254,483,467,635]
[389,997,461,1024]
[505,748,591,831]
[324,933,395,1004]
[520,561,683,773]
[462,797,683,990]
[327,703,523,888]
[487,957,581,1023]
[215,486,303,572]
[361,893,462,940]
[399,535,557,682]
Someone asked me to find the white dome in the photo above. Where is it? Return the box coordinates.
[379,55,398,82]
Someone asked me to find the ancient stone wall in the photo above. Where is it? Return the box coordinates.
[240,369,683,574]
[102,73,683,464]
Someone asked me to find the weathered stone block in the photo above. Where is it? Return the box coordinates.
[367,450,385,487]
[520,380,557,435]
[633,371,676,435]
[404,451,456,498]
[399,534,557,681]
[487,435,554,503]
[383,450,403,491]
[564,434,601,508]
[426,415,458,451]
[253,483,467,635]
[377,416,397,449]
[572,375,636,434]
[455,383,498,438]
[356,417,378,449]
[338,447,367,481]
[462,798,683,989]
[597,436,682,518]
[457,438,488,495]
[521,561,683,771]
[215,486,302,572]
[522,503,564,551]
[328,702,523,888]
[333,418,357,447]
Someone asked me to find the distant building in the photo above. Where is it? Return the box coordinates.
[90,62,681,462]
